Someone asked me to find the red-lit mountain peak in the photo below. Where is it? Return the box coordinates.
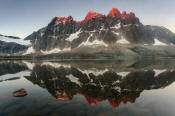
[121,11,127,17]
[54,8,137,25]
[54,16,73,23]
[85,10,104,20]
[109,97,136,108]
[55,93,73,100]
[108,8,121,17]
[82,93,103,106]
[128,12,135,18]
[78,10,105,24]
[121,11,136,19]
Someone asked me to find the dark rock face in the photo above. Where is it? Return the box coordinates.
[24,8,175,53]
[0,40,28,54]
[24,28,46,42]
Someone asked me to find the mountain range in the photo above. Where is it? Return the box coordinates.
[0,34,30,54]
[1,8,175,58]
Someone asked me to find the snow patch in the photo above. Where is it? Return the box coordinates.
[117,36,130,44]
[111,23,121,29]
[117,72,130,78]
[112,31,120,36]
[66,30,81,42]
[0,36,31,46]
[41,62,71,68]
[112,80,120,85]
[100,25,105,31]
[23,47,35,55]
[112,86,121,93]
[79,68,109,76]
[41,47,71,54]
[82,39,108,47]
[0,70,31,81]
[79,35,108,47]
[154,69,167,77]
[170,43,174,46]
[22,61,35,70]
[153,38,167,46]
[66,74,81,86]
[91,30,96,32]
[40,32,44,37]
[41,48,61,54]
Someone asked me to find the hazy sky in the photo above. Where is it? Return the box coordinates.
[0,0,175,38]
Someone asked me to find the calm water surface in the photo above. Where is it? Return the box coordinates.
[0,60,175,116]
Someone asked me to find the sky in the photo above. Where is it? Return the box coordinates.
[0,0,175,38]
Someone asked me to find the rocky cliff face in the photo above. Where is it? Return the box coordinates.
[24,8,175,55]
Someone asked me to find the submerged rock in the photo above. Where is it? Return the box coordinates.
[12,88,28,97]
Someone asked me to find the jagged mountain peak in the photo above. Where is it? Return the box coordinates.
[79,10,105,24]
[108,8,121,17]
[108,8,136,19]
[52,8,137,25]
[54,16,74,23]
[122,11,135,19]
[22,8,175,56]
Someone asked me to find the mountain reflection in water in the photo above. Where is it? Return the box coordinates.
[26,62,175,107]
[1,60,175,116]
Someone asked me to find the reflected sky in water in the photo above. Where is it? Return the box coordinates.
[0,60,175,116]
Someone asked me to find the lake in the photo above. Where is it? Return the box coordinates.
[1,59,175,116]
